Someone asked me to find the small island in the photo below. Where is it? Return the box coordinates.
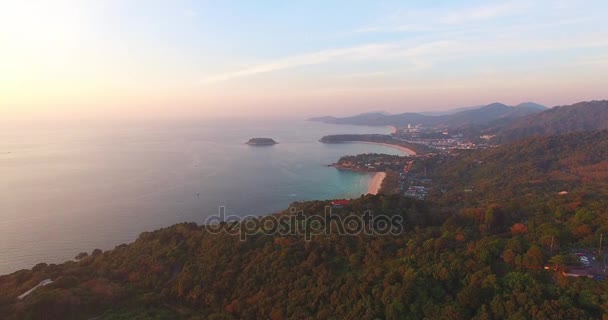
[246,138,278,146]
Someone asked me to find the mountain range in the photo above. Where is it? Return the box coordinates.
[309,102,548,128]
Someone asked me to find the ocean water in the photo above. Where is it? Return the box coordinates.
[0,119,404,274]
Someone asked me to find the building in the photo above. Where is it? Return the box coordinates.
[330,199,350,208]
[562,268,594,278]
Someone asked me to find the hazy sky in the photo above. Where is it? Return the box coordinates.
[1,0,607,122]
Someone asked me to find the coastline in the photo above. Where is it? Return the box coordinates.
[388,126,397,134]
[367,172,386,195]
[349,141,416,156]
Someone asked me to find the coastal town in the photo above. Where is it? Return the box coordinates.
[320,120,506,199]
[321,124,474,200]
[391,124,496,151]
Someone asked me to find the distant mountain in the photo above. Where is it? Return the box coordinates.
[515,102,547,111]
[493,100,608,142]
[365,110,392,116]
[309,102,546,128]
[310,112,396,126]
[443,102,544,127]
[307,116,339,122]
[419,105,484,116]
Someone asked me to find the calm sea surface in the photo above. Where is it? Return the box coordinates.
[0,119,403,274]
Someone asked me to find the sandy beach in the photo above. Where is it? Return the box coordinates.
[388,126,397,134]
[367,172,386,195]
[352,141,416,156]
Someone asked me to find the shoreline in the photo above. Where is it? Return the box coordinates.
[367,172,386,195]
[388,126,397,134]
[330,165,386,195]
[349,141,416,156]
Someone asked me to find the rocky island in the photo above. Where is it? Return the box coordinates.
[246,137,278,145]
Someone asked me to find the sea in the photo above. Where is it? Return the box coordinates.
[0,118,404,275]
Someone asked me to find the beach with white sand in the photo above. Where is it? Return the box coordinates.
[367,172,386,195]
[350,141,416,156]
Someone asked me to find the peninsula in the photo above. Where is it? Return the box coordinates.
[330,153,417,196]
[246,138,278,145]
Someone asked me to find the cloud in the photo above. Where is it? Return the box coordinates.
[357,24,434,34]
[199,40,470,84]
[198,8,608,86]
[572,54,608,67]
[359,1,528,34]
[200,43,398,84]
[439,2,527,24]
[335,71,389,79]
[202,34,608,84]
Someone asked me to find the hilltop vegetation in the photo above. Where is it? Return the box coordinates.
[2,130,608,319]
[3,192,608,319]
[428,130,608,206]
[491,100,608,142]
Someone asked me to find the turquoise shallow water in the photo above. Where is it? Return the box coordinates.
[0,119,404,274]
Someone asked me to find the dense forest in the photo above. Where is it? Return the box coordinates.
[2,129,608,319]
[428,130,608,206]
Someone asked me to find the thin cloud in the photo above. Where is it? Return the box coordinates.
[199,40,472,84]
[198,27,608,85]
[357,24,434,33]
[574,55,608,67]
[199,40,465,84]
[360,1,528,34]
[335,71,389,79]
[200,43,397,84]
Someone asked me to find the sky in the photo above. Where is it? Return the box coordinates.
[1,0,607,122]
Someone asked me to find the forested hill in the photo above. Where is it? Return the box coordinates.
[4,192,608,319]
[492,100,608,142]
[3,131,608,319]
[427,130,608,208]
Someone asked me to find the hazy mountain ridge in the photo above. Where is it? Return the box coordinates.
[309,102,547,128]
[419,105,485,116]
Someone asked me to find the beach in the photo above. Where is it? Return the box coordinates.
[388,126,397,134]
[367,172,386,195]
[352,141,416,156]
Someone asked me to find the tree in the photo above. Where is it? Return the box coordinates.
[510,223,528,235]
[523,246,544,269]
[74,252,88,260]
